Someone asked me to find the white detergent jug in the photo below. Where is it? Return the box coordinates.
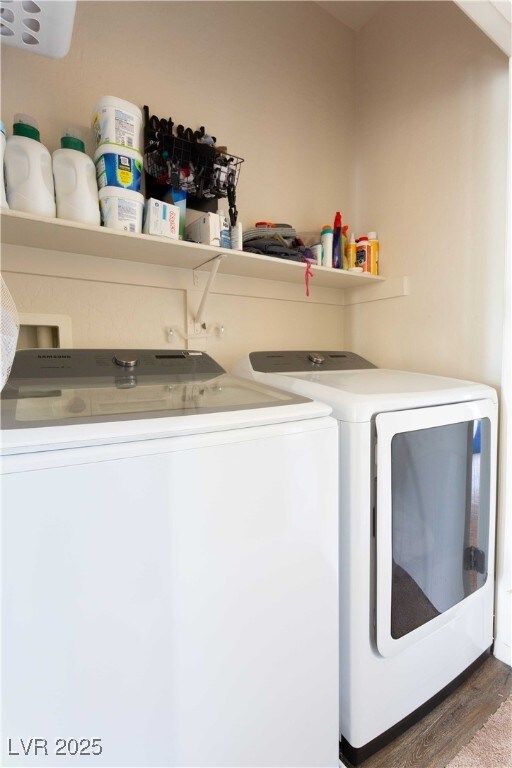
[0,121,8,209]
[5,114,55,218]
[53,130,100,226]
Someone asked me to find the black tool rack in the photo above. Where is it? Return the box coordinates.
[143,106,244,213]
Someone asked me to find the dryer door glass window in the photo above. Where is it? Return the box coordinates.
[390,417,491,640]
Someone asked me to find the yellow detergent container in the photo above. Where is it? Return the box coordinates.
[368,231,379,275]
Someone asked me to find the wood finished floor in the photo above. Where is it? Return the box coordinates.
[340,655,512,768]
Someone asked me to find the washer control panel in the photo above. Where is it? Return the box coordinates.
[249,350,376,373]
[7,349,225,383]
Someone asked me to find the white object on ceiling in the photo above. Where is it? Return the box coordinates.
[316,1,385,31]
[0,0,77,59]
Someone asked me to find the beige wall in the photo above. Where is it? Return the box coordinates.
[1,1,357,365]
[1,247,346,370]
[0,1,508,385]
[0,0,356,229]
[347,1,508,386]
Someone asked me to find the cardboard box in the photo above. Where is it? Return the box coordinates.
[143,198,180,239]
[163,189,186,239]
[185,212,221,246]
[185,212,232,248]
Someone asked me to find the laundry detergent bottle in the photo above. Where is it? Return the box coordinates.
[53,130,100,226]
[5,114,55,217]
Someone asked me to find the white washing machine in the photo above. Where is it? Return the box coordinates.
[234,350,498,764]
[0,349,340,768]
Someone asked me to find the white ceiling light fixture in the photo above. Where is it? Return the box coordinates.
[0,0,77,59]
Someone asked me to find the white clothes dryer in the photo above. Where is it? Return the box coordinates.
[0,349,339,768]
[234,350,498,764]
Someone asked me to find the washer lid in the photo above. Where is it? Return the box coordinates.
[245,367,497,422]
[1,349,331,447]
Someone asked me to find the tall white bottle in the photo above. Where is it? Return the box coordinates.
[5,114,55,218]
[53,130,100,226]
[0,121,8,209]
[321,225,333,268]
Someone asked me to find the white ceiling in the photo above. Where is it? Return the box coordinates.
[315,1,385,31]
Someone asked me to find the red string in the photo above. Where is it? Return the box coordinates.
[304,258,313,297]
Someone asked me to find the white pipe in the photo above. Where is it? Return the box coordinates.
[36,326,54,348]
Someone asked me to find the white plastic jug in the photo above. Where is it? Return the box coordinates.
[0,121,8,209]
[5,114,55,218]
[53,130,100,226]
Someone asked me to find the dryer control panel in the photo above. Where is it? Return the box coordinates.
[249,350,376,373]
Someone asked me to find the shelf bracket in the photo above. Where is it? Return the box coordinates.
[193,254,225,329]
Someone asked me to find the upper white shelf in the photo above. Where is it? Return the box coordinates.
[0,209,386,291]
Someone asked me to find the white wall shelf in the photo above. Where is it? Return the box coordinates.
[0,209,390,292]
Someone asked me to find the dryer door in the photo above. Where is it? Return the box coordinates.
[375,399,497,658]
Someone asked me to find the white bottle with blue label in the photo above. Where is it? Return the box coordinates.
[218,209,231,249]
[53,129,100,226]
[5,114,55,218]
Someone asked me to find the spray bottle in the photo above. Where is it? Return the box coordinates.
[333,211,342,269]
